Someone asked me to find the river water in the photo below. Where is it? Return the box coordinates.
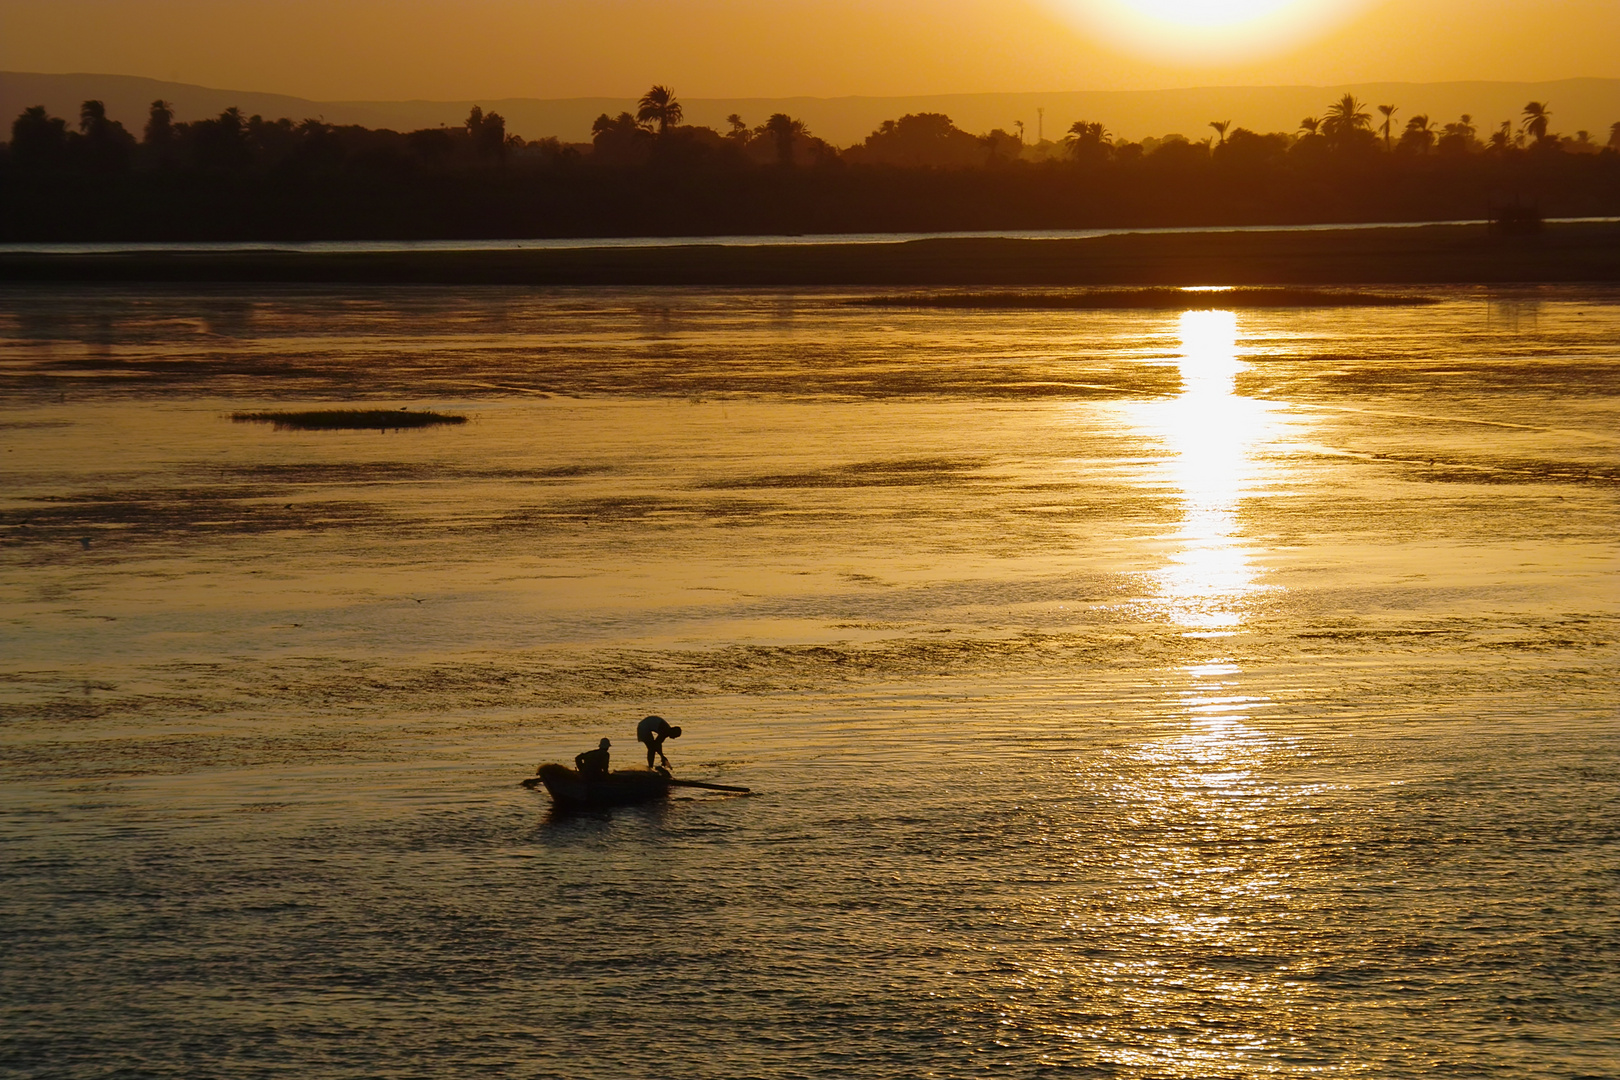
[1,285,1616,1078]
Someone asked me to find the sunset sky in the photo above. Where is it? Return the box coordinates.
[1,0,1615,101]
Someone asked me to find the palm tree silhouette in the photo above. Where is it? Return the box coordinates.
[1298,117,1321,136]
[1322,94,1372,145]
[1208,120,1231,146]
[763,112,807,165]
[1489,120,1512,151]
[1377,104,1397,149]
[9,105,69,165]
[636,86,683,134]
[1438,114,1476,153]
[1064,120,1110,159]
[1402,114,1434,153]
[725,113,748,141]
[589,111,656,164]
[79,99,108,133]
[1521,101,1551,143]
[1014,119,1025,144]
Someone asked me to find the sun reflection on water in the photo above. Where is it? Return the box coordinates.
[1028,310,1309,1072]
[1018,689,1314,1075]
[1144,309,1284,636]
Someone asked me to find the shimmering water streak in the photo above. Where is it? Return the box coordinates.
[1138,309,1286,635]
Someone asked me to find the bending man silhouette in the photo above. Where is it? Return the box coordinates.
[575,738,611,779]
[636,715,682,770]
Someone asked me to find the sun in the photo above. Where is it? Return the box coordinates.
[1118,0,1307,28]
[1045,0,1367,64]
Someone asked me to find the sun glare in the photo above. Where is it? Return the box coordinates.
[1045,0,1366,63]
[1121,0,1303,28]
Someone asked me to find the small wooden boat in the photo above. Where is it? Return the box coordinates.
[529,764,669,808]
[524,764,750,809]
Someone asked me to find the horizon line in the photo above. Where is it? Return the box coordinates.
[5,70,1618,107]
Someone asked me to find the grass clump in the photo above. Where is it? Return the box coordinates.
[230,409,468,431]
[852,288,1435,310]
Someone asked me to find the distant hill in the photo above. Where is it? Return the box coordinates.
[4,71,1618,147]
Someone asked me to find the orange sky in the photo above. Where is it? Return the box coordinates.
[1,0,1614,100]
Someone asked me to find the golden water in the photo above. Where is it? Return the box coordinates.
[2,286,1616,1077]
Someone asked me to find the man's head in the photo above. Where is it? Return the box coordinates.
[668,726,682,739]
[599,738,611,750]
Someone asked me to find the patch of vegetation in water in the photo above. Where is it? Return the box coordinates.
[230,409,468,431]
[851,288,1435,310]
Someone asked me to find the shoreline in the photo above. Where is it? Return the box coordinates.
[3,221,1618,286]
[10,217,1617,255]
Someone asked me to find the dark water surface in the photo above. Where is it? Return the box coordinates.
[2,286,1617,1078]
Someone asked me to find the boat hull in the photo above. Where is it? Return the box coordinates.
[536,764,670,809]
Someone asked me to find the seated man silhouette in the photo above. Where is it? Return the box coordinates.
[636,715,682,770]
[575,737,611,779]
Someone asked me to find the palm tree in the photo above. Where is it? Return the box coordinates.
[1521,101,1551,143]
[724,113,748,141]
[1322,94,1372,145]
[1208,120,1231,146]
[464,106,508,159]
[1377,104,1397,149]
[592,111,649,141]
[1064,120,1110,159]
[1401,114,1434,153]
[9,105,69,165]
[74,98,136,168]
[1489,120,1512,151]
[636,85,683,134]
[144,100,174,144]
[763,112,806,165]
[1437,114,1477,154]
[1298,116,1321,136]
[1014,119,1025,144]
[79,99,109,133]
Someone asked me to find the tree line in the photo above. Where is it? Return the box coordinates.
[4,86,1618,240]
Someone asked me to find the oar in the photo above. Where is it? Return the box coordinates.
[667,778,751,794]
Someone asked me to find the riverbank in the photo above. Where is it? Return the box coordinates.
[3,221,1618,286]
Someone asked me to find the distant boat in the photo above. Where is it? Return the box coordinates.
[524,763,749,809]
